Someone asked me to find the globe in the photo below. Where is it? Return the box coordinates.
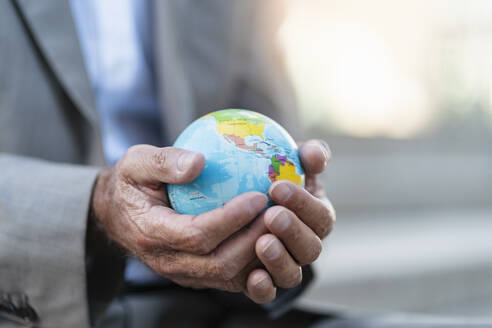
[167,109,304,215]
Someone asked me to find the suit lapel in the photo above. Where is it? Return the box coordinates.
[15,0,98,127]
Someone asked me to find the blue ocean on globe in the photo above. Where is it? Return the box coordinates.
[167,109,304,215]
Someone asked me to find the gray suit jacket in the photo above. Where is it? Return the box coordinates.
[0,1,304,327]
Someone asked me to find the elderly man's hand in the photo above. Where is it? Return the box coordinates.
[91,145,275,302]
[91,141,335,304]
[246,140,335,303]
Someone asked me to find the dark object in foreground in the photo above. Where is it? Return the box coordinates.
[0,292,39,326]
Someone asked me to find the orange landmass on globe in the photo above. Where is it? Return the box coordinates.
[224,134,257,151]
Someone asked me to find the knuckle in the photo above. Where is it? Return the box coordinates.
[125,145,142,160]
[317,205,334,238]
[174,228,211,254]
[135,234,155,253]
[293,197,308,215]
[154,253,205,279]
[118,145,142,176]
[191,239,213,255]
[317,222,331,239]
[319,203,331,220]
[156,261,181,277]
[215,257,239,281]
[143,253,175,276]
[220,263,238,281]
[185,234,205,253]
[280,268,303,288]
[151,148,169,169]
[300,239,323,265]
[191,232,214,255]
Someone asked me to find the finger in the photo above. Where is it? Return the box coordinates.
[304,174,326,199]
[299,140,331,175]
[270,181,335,238]
[166,260,270,296]
[256,234,302,289]
[145,213,270,282]
[140,192,268,255]
[246,269,276,304]
[264,206,322,265]
[212,212,270,280]
[119,144,205,185]
[190,192,268,253]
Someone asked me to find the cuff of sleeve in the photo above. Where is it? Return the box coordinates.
[85,191,127,326]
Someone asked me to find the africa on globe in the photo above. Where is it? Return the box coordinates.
[167,109,304,215]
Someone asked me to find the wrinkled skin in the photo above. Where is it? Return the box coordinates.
[91,140,335,304]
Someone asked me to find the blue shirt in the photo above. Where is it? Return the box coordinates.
[71,0,165,284]
[70,0,163,166]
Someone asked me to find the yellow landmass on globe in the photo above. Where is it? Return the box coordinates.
[216,120,264,140]
[275,162,303,186]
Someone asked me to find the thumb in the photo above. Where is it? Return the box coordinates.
[299,140,331,175]
[119,145,205,185]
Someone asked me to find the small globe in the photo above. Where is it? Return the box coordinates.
[168,109,304,215]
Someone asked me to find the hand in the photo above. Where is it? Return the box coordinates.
[91,145,275,302]
[246,140,336,303]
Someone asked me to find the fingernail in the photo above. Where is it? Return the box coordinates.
[255,276,270,290]
[306,141,330,167]
[249,194,267,215]
[270,210,290,232]
[273,183,292,203]
[263,239,282,260]
[177,152,197,172]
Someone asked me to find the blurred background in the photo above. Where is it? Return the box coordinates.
[278,0,492,319]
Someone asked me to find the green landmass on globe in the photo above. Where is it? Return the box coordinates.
[168,109,304,215]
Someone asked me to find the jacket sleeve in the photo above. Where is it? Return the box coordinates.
[0,154,125,328]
